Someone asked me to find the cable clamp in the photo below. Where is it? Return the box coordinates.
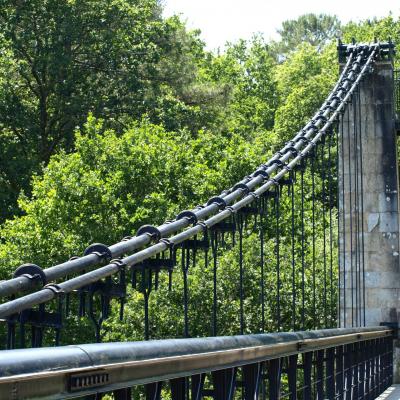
[206,196,227,210]
[331,94,342,103]
[286,146,298,156]
[310,122,320,132]
[323,104,334,112]
[267,159,284,169]
[254,169,269,180]
[43,283,65,297]
[248,192,259,200]
[309,140,317,148]
[13,264,47,287]
[159,238,175,249]
[315,115,328,124]
[232,183,250,194]
[270,178,279,186]
[197,221,209,232]
[136,225,162,242]
[283,164,292,172]
[110,258,127,271]
[226,205,236,214]
[177,210,198,225]
[83,243,112,262]
[294,136,310,145]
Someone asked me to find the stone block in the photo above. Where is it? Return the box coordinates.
[363,250,400,272]
[379,212,399,233]
[365,272,399,288]
[378,192,398,213]
[364,308,384,326]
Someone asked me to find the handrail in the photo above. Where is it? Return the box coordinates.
[0,327,393,399]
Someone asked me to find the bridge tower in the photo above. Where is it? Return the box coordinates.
[338,43,400,378]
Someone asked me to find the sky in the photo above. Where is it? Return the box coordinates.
[162,0,400,51]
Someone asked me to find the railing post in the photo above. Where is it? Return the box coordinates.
[339,53,400,381]
[302,352,313,399]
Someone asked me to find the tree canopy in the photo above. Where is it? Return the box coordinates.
[0,0,224,219]
[272,13,341,58]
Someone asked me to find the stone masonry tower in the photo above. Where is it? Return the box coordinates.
[339,43,400,379]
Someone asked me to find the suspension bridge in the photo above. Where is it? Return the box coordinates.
[0,41,398,399]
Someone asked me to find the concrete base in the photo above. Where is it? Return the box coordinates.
[376,385,400,399]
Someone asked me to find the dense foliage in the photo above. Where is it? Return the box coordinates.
[0,4,399,346]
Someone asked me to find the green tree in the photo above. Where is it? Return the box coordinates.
[0,116,264,275]
[342,15,400,65]
[0,0,222,220]
[274,43,337,144]
[202,37,278,136]
[273,13,341,59]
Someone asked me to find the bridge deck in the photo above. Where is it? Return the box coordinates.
[376,385,400,399]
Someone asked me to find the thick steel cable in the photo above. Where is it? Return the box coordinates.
[0,46,377,319]
[1,47,361,304]
[0,45,379,319]
[0,52,357,300]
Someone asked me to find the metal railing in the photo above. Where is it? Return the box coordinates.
[0,327,393,399]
